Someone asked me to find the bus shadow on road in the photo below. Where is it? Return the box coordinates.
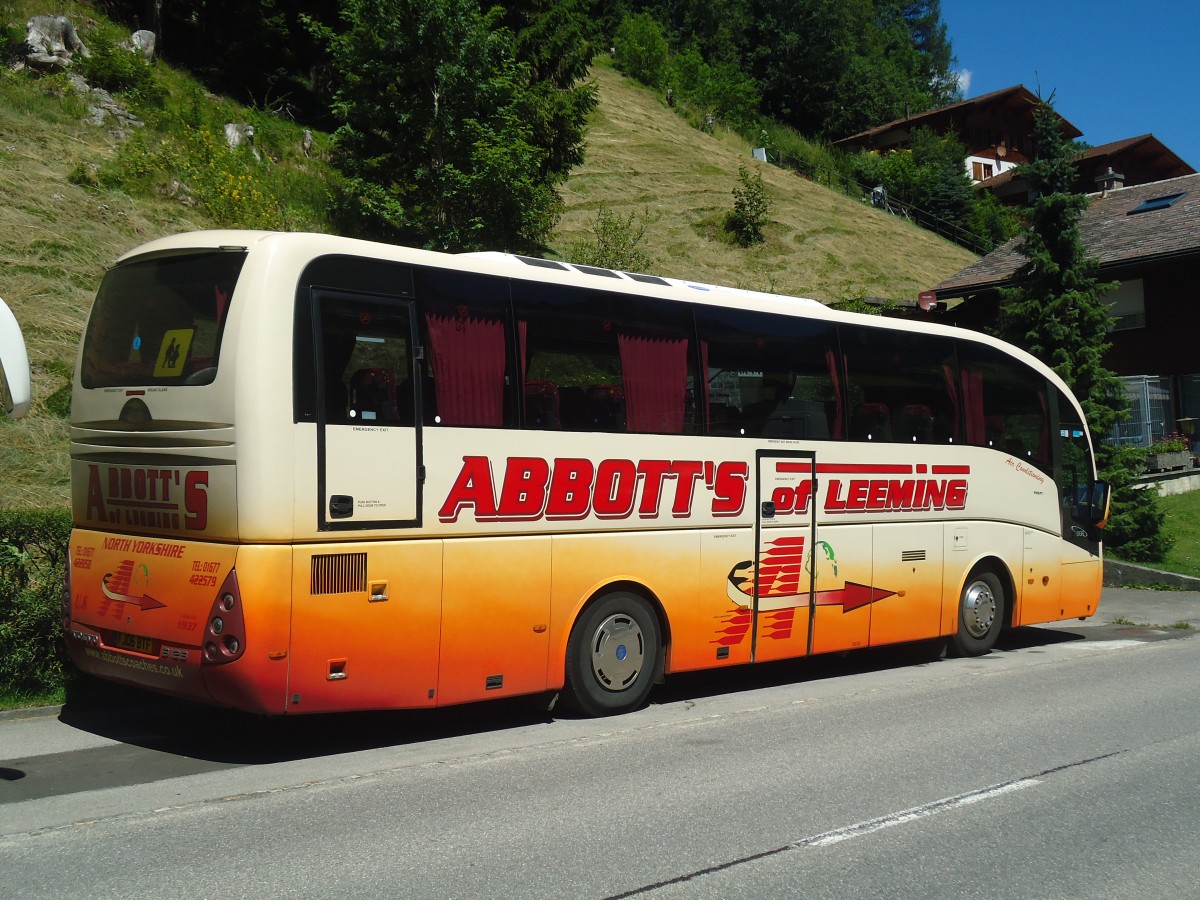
[56,685,559,766]
[56,626,1085,766]
[647,625,1084,708]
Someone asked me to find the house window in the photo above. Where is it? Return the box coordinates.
[1128,192,1187,215]
[1105,279,1146,331]
[971,161,994,181]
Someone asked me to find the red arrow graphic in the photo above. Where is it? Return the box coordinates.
[813,582,895,612]
[101,572,166,611]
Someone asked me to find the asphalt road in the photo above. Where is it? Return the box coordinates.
[2,588,1199,899]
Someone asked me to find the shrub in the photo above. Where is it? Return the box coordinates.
[726,164,769,247]
[74,29,165,110]
[101,124,284,229]
[0,508,73,702]
[568,206,655,273]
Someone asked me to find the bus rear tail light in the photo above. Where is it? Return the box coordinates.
[61,548,72,634]
[203,569,246,665]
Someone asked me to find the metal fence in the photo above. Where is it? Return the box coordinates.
[760,148,996,256]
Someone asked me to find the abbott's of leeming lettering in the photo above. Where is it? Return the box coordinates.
[438,456,750,522]
[83,463,209,531]
[768,463,970,516]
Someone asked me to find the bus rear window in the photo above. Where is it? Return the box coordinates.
[81,250,247,388]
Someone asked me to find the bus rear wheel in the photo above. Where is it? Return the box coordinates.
[952,570,1005,656]
[563,591,661,717]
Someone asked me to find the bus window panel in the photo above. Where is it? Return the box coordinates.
[319,298,413,427]
[81,250,247,389]
[695,307,840,439]
[415,268,515,429]
[957,340,1052,466]
[842,326,958,444]
[514,284,694,435]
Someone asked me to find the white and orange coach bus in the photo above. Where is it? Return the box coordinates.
[64,230,1111,716]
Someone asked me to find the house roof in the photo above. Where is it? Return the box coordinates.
[973,133,1195,198]
[832,85,1083,148]
[934,172,1200,295]
[1077,133,1195,180]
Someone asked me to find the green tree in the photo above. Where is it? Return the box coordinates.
[851,128,975,238]
[496,0,599,179]
[324,0,591,252]
[669,45,762,132]
[891,0,959,105]
[613,12,671,88]
[998,97,1169,561]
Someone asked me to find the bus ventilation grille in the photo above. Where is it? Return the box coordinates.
[901,550,926,562]
[311,553,368,595]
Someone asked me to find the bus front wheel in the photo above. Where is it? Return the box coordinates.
[952,570,1005,656]
[563,591,661,717]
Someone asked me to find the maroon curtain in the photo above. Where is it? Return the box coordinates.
[1037,391,1050,461]
[425,311,506,426]
[517,319,528,379]
[619,332,688,433]
[960,367,985,446]
[942,364,961,443]
[825,349,844,439]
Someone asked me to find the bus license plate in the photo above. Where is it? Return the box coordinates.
[116,632,155,655]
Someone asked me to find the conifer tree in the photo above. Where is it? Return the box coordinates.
[999,97,1169,561]
[323,0,593,252]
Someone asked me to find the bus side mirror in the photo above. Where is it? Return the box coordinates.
[0,297,31,419]
[1089,481,1112,530]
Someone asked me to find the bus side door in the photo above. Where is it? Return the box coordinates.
[315,291,421,528]
[754,451,816,662]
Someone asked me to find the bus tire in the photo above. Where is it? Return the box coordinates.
[952,569,1004,657]
[563,591,661,717]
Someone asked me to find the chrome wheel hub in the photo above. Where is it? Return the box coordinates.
[590,613,645,692]
[963,580,997,638]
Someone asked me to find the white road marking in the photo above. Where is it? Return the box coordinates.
[795,778,1040,847]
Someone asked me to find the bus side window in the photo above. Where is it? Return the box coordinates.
[513,283,696,435]
[956,339,1051,466]
[695,306,840,439]
[842,325,958,445]
[415,268,515,428]
[318,296,414,427]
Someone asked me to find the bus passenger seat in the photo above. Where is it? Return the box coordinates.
[588,385,625,431]
[984,415,1006,449]
[525,379,560,428]
[349,368,398,423]
[559,386,588,430]
[853,402,891,441]
[896,403,934,443]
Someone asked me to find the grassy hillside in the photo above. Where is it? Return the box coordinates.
[552,60,977,302]
[0,18,976,510]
